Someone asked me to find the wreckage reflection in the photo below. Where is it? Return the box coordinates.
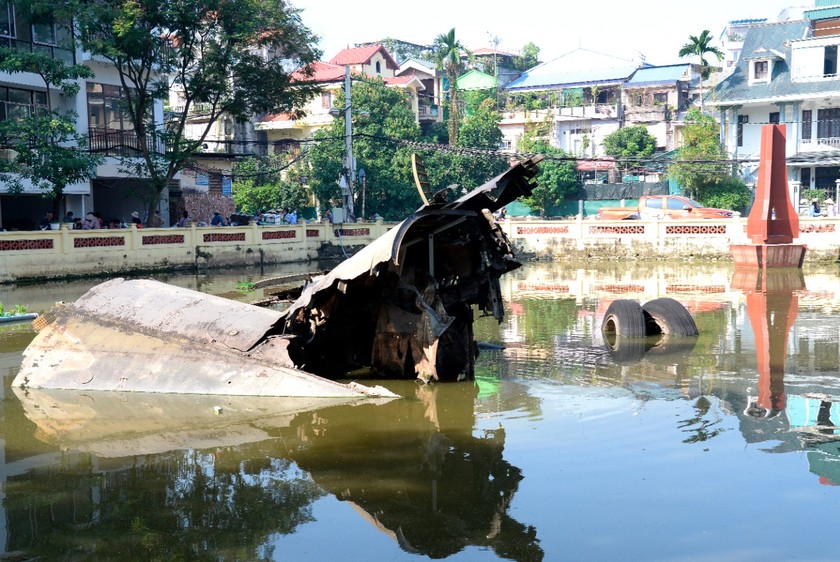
[7,384,540,560]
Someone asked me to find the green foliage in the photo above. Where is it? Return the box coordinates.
[0,303,28,317]
[697,176,752,213]
[668,108,729,199]
[0,44,101,210]
[463,88,496,114]
[679,30,724,79]
[512,42,541,72]
[458,99,502,149]
[236,281,256,292]
[518,132,578,217]
[602,126,657,161]
[308,79,422,221]
[232,157,309,215]
[72,0,321,217]
[802,188,825,202]
[422,121,449,144]
[433,28,469,145]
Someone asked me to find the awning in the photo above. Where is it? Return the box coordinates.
[577,158,616,171]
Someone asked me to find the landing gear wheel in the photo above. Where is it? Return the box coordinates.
[642,298,699,337]
[602,299,646,338]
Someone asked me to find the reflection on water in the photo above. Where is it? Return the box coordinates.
[3,262,840,558]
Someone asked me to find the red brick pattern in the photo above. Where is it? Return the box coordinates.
[667,284,727,293]
[306,229,320,238]
[594,284,647,293]
[516,225,570,235]
[665,225,727,235]
[589,225,645,235]
[0,239,54,251]
[516,282,570,292]
[335,228,370,237]
[262,230,296,240]
[203,232,246,243]
[800,223,836,233]
[142,234,185,245]
[74,237,125,248]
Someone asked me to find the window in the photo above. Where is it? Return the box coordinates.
[32,19,55,45]
[321,91,331,110]
[0,87,45,127]
[769,112,780,124]
[653,93,667,105]
[802,109,812,139]
[755,61,768,80]
[737,115,748,147]
[375,61,381,74]
[644,198,663,210]
[825,45,838,77]
[0,2,14,38]
[818,107,840,139]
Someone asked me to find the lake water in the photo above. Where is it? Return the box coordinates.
[2,261,840,561]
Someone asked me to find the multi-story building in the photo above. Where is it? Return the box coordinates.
[253,44,425,152]
[0,6,170,230]
[709,3,840,204]
[500,48,699,159]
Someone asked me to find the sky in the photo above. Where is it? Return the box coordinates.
[289,0,812,66]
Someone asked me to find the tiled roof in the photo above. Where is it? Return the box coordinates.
[505,47,643,91]
[472,47,516,57]
[329,44,399,70]
[709,20,840,105]
[626,64,690,87]
[291,61,345,83]
[383,75,425,89]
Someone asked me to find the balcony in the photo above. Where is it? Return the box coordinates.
[0,37,74,65]
[89,128,165,157]
[418,104,439,120]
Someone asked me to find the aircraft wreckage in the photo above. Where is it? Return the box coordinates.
[14,156,541,397]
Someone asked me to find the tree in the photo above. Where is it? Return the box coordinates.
[513,42,540,72]
[0,22,102,215]
[602,126,657,160]
[307,78,422,221]
[231,156,309,215]
[433,28,469,146]
[698,175,752,214]
[668,108,730,200]
[678,30,724,110]
[72,0,322,218]
[518,129,578,217]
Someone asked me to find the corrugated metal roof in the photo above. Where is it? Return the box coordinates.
[626,65,689,87]
[506,47,643,91]
[804,6,840,19]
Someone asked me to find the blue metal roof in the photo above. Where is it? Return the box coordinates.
[505,47,643,92]
[626,65,690,87]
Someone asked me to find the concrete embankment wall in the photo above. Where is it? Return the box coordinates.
[0,221,385,283]
[1,216,838,283]
[503,216,840,263]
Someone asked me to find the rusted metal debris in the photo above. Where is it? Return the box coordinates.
[14,156,540,395]
[279,156,541,382]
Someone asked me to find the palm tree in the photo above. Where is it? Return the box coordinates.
[434,28,469,146]
[678,30,724,110]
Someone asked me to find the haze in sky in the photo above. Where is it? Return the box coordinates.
[290,1,811,66]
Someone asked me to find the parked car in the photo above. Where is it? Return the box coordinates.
[597,195,735,220]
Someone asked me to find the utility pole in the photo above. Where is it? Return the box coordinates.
[343,65,355,220]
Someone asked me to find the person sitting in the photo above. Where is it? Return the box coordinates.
[38,212,54,230]
[62,211,74,224]
[72,217,83,230]
[176,210,190,227]
[210,211,225,226]
[286,209,297,224]
[83,213,98,230]
[130,211,143,227]
[149,210,164,228]
[811,200,821,217]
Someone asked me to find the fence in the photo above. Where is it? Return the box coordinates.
[1,216,838,283]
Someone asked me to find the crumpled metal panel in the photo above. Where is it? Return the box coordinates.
[74,278,283,351]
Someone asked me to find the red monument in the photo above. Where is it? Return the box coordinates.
[730,124,807,268]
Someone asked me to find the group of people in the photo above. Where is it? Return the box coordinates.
[38,210,166,230]
[255,208,298,225]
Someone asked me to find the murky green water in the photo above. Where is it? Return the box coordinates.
[2,261,840,560]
